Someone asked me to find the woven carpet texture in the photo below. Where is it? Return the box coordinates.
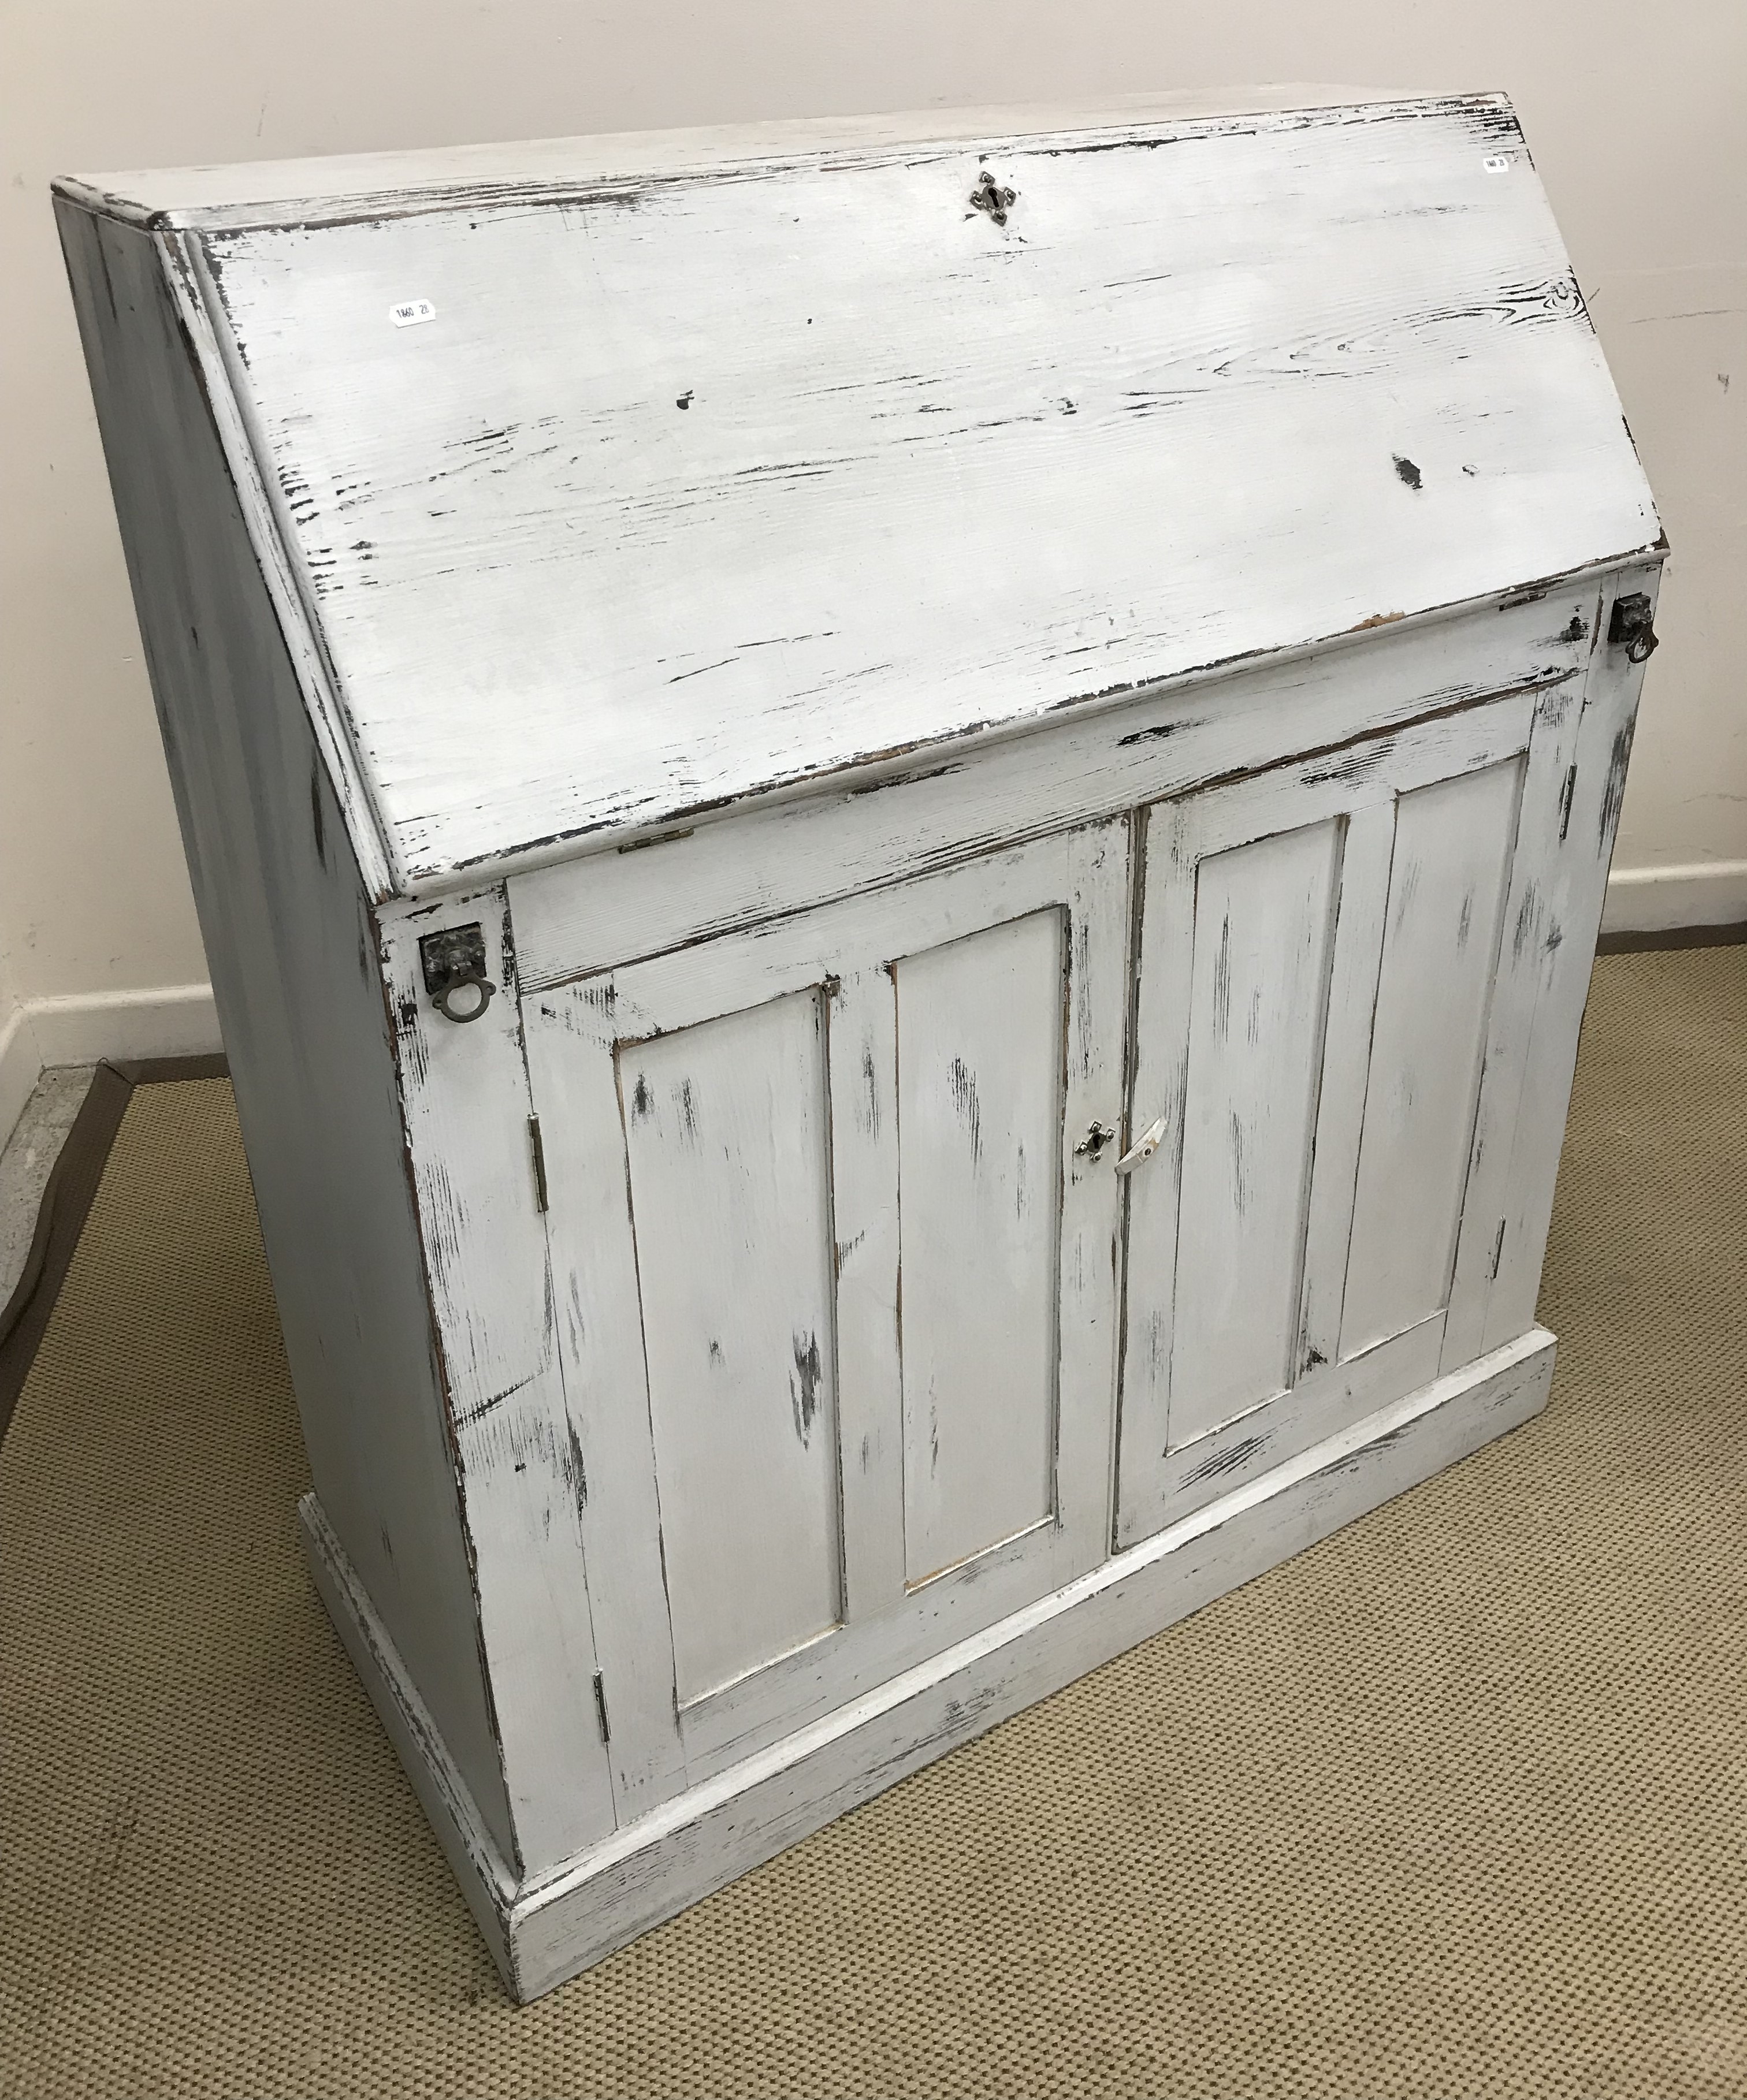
[2,947,1745,2097]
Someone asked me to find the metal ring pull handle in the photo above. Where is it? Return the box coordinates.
[433,970,496,1024]
[419,921,498,1026]
[1608,592,1659,665]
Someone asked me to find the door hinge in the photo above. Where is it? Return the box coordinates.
[592,1670,611,1744]
[1558,764,1577,842]
[1490,1218,1507,1280]
[529,1115,549,1212]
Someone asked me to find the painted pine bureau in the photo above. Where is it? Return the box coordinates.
[57,90,1663,2000]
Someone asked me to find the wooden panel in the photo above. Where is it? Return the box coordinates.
[508,1327,1557,2001]
[620,994,843,1703]
[1116,689,1537,1549]
[510,600,1588,991]
[519,980,689,1819]
[382,892,618,1872]
[1443,566,1661,1372]
[822,966,908,1621]
[527,823,1127,1788]
[1168,822,1340,1446]
[1480,601,1651,1349]
[1293,801,1395,1378]
[183,96,1655,888]
[55,92,1493,226]
[1340,761,1523,1358]
[52,200,519,1864]
[895,911,1065,1585]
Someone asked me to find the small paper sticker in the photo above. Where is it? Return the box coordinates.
[390,299,437,328]
[1483,154,1511,174]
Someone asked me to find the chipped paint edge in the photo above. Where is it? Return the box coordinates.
[155,226,400,902]
[402,552,1666,907]
[55,91,1498,234]
[299,1491,519,1967]
[310,1327,1552,2001]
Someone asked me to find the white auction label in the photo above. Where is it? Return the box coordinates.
[1482,154,1511,174]
[390,299,437,327]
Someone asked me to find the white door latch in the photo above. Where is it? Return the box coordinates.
[1115,1113,1169,1174]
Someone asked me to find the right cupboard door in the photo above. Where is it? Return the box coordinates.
[1115,688,1544,1548]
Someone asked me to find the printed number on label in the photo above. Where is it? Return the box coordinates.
[390,299,437,328]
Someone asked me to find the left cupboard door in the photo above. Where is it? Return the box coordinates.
[519,822,1129,1815]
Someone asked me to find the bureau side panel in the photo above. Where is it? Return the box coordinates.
[55,199,516,1862]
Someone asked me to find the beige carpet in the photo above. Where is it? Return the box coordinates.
[2,947,1745,2098]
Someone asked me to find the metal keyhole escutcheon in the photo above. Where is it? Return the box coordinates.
[969,169,1017,226]
[1075,1119,1116,1161]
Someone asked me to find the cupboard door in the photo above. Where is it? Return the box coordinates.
[1115,692,1536,1548]
[519,824,1128,1808]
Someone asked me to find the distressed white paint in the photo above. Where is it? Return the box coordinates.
[381,892,618,1870]
[523,826,1127,1794]
[1116,691,1537,1547]
[1339,759,1523,1357]
[50,93,1434,229]
[55,198,518,1866]
[58,98,1657,897]
[1451,565,1660,1365]
[1293,800,1395,1379]
[1170,821,1340,1446]
[55,101,1662,2002]
[897,910,1064,1585]
[620,992,843,1704]
[511,594,1592,986]
[311,1328,1556,2000]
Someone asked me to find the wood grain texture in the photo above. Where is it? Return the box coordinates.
[1294,800,1395,1378]
[523,827,1127,1791]
[1339,759,1523,1357]
[620,993,843,1703]
[509,591,1594,986]
[75,96,1656,894]
[56,90,1662,2011]
[381,892,618,1872]
[490,1327,1549,1998]
[1441,565,1660,1369]
[1169,821,1340,1446]
[1116,692,1534,1546]
[896,910,1064,1585]
[53,92,1437,228]
[54,198,517,1860]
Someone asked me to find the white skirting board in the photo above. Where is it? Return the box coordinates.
[0,984,224,1153]
[0,1003,42,1172]
[302,1325,1556,2005]
[1603,859,1747,935]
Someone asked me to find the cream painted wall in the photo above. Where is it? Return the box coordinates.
[1,0,1742,1048]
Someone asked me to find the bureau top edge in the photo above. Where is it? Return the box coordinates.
[55,90,1462,232]
[57,93,1663,903]
[386,553,1664,911]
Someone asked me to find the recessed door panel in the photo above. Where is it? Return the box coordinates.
[1168,822,1340,1447]
[895,909,1066,1586]
[619,992,842,1704]
[521,821,1128,1807]
[1340,759,1523,1358]
[1117,691,1537,1549]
